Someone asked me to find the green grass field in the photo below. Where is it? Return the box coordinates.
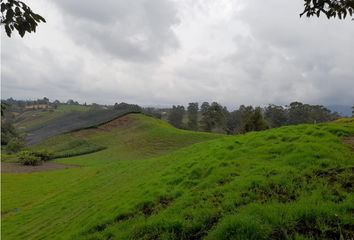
[2,114,354,239]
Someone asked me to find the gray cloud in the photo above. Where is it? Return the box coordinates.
[222,0,354,105]
[52,0,180,62]
[1,0,353,107]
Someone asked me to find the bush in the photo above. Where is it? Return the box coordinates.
[6,138,24,153]
[32,150,54,161]
[18,151,42,166]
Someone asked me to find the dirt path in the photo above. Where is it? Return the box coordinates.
[343,136,354,151]
[1,162,79,173]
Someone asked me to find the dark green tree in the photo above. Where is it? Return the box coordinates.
[1,102,8,116]
[113,102,141,112]
[187,102,199,130]
[236,105,254,133]
[168,105,185,128]
[264,104,288,128]
[66,99,80,105]
[200,102,210,115]
[288,102,336,124]
[301,0,354,19]
[226,110,239,134]
[201,102,226,132]
[1,121,18,145]
[244,107,269,132]
[309,105,338,122]
[1,0,46,37]
[288,102,311,124]
[1,101,22,147]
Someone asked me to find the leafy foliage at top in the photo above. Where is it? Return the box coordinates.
[1,0,46,37]
[301,0,354,19]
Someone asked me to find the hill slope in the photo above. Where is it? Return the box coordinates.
[30,114,221,161]
[2,116,354,240]
[13,105,141,145]
[13,104,91,132]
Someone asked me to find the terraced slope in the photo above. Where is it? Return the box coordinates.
[2,116,354,240]
[14,105,141,145]
[13,104,91,132]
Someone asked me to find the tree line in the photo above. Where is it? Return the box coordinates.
[167,102,342,134]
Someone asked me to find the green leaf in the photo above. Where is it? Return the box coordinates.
[5,25,11,37]
[15,6,21,16]
[19,27,25,37]
[1,3,5,13]
[34,14,46,23]
[6,8,14,20]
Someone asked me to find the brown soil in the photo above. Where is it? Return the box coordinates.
[73,114,135,138]
[98,114,135,131]
[1,162,79,173]
[343,136,354,151]
[72,128,99,138]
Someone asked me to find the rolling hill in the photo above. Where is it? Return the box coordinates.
[2,114,354,239]
[13,104,141,145]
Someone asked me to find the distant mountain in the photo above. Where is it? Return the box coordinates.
[326,105,353,117]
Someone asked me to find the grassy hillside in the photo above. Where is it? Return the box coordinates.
[2,115,354,239]
[13,104,141,145]
[30,114,220,161]
[13,104,91,131]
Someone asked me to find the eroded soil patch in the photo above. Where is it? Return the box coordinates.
[343,136,354,151]
[98,114,135,131]
[1,162,79,173]
[73,114,136,138]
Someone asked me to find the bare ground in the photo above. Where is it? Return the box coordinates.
[98,114,135,131]
[1,162,79,173]
[343,136,354,152]
[73,114,136,138]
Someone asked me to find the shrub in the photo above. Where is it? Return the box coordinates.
[32,150,54,161]
[17,151,42,166]
[6,138,24,153]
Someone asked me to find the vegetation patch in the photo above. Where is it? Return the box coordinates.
[1,162,79,173]
[243,179,301,203]
[17,151,42,166]
[83,195,175,237]
[52,140,106,159]
[308,166,354,192]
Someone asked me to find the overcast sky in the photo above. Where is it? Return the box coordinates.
[1,0,353,108]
